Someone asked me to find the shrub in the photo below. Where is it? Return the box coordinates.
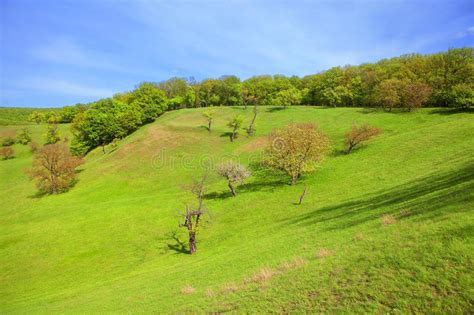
[264,123,330,184]
[0,146,14,160]
[17,127,32,145]
[28,143,83,194]
[344,124,381,154]
[217,162,251,197]
[1,131,16,146]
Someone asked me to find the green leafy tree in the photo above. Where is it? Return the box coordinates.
[274,87,302,108]
[449,83,474,109]
[131,82,168,122]
[28,111,44,124]
[227,115,243,142]
[202,107,214,131]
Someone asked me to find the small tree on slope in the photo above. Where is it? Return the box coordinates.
[264,123,330,185]
[218,162,251,197]
[344,124,381,154]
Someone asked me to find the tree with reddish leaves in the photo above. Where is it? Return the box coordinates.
[28,143,83,194]
[344,124,381,154]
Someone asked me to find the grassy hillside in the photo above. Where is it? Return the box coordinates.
[0,107,60,126]
[1,106,473,313]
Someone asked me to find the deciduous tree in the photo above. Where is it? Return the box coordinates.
[217,162,251,197]
[344,124,381,154]
[28,143,83,194]
[264,123,330,184]
[202,107,214,131]
[45,123,61,144]
[227,115,243,142]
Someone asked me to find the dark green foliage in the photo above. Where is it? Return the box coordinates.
[71,98,143,154]
[58,104,87,123]
[131,82,168,122]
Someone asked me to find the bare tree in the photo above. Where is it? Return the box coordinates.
[344,124,381,154]
[264,123,330,185]
[28,143,83,194]
[217,162,251,197]
[178,173,209,254]
[179,205,204,255]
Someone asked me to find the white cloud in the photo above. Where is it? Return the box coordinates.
[31,38,120,71]
[24,78,114,98]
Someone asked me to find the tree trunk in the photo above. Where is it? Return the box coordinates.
[298,186,307,205]
[102,144,106,154]
[228,182,237,197]
[189,231,197,254]
[291,175,297,185]
[208,120,212,132]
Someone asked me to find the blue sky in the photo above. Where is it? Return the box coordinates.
[1,0,473,107]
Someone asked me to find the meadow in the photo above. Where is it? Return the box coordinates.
[0,106,473,313]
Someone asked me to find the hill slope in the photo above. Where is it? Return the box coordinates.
[1,107,473,313]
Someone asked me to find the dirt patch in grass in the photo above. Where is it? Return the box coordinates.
[181,285,195,295]
[236,136,269,153]
[381,214,397,225]
[316,248,332,258]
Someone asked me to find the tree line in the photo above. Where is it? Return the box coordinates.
[26,47,473,154]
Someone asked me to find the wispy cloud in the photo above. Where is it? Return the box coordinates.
[30,37,121,71]
[24,78,115,98]
[455,26,474,38]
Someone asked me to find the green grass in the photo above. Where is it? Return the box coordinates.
[0,107,60,125]
[1,106,473,313]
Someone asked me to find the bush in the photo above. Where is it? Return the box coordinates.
[17,128,32,145]
[0,146,14,160]
[1,131,16,146]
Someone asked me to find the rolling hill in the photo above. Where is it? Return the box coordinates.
[1,106,473,313]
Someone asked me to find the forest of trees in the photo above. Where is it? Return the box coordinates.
[30,48,471,154]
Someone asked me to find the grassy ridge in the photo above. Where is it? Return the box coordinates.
[0,107,473,313]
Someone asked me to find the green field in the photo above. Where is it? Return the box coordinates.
[1,106,473,313]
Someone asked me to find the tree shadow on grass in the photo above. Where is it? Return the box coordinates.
[284,163,474,231]
[266,107,286,113]
[428,108,474,116]
[167,231,190,255]
[204,162,289,200]
[220,132,233,139]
